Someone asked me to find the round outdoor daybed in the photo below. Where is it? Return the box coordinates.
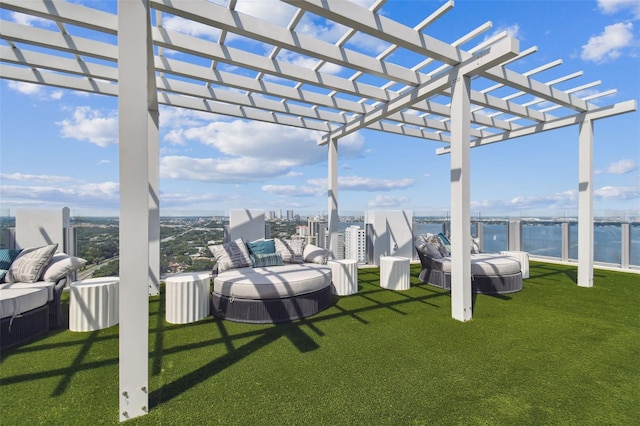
[211,263,332,324]
[416,251,523,294]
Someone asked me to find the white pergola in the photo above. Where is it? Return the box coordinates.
[1,0,636,421]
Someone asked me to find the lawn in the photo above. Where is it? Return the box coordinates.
[1,261,639,425]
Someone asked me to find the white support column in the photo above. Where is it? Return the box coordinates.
[450,73,472,322]
[149,110,160,296]
[118,0,152,421]
[577,118,594,287]
[328,137,339,256]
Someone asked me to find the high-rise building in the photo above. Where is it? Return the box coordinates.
[296,225,309,238]
[286,209,294,221]
[322,231,344,259]
[307,216,327,248]
[344,225,366,263]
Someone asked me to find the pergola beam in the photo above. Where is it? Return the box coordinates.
[0,0,117,34]
[151,0,420,86]
[320,36,520,144]
[435,100,638,154]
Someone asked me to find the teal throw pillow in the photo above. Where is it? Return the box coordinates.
[0,248,22,270]
[247,239,276,255]
[251,253,283,268]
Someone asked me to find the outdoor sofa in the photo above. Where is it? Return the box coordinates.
[1,244,86,349]
[415,233,523,294]
[209,238,333,323]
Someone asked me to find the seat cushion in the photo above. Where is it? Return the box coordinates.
[214,264,331,299]
[0,281,57,302]
[434,253,522,275]
[0,287,49,319]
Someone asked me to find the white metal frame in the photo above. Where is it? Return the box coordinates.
[1,0,637,421]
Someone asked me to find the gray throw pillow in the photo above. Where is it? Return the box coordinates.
[5,244,58,283]
[274,238,306,264]
[209,238,252,273]
[41,253,87,282]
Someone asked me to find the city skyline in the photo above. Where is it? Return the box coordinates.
[1,0,639,218]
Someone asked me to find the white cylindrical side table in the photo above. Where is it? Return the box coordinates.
[165,271,211,324]
[380,256,410,291]
[70,277,119,332]
[328,259,358,296]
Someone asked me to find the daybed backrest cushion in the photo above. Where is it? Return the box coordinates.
[5,244,58,283]
[274,238,305,264]
[303,244,333,265]
[42,253,87,282]
[209,238,252,273]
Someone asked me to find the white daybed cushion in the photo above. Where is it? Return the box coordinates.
[434,253,521,275]
[0,281,57,301]
[214,263,331,299]
[0,287,48,319]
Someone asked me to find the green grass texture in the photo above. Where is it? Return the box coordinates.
[2,262,639,425]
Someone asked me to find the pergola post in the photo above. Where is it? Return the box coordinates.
[118,0,154,420]
[149,110,160,296]
[450,73,473,322]
[328,137,339,254]
[577,118,594,287]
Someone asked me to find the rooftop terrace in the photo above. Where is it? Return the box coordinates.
[1,261,638,424]
[1,0,637,421]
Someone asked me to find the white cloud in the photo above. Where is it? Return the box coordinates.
[235,0,298,27]
[581,22,635,63]
[0,172,73,183]
[262,175,415,198]
[597,0,640,19]
[261,184,322,197]
[160,156,289,183]
[346,32,391,56]
[7,80,41,95]
[7,81,67,100]
[1,182,119,207]
[309,176,415,191]
[594,185,640,199]
[57,106,118,147]
[367,195,409,208]
[10,11,53,27]
[605,158,637,174]
[470,190,579,212]
[484,24,522,43]
[162,15,220,41]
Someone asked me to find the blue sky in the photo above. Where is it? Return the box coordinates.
[1,0,639,218]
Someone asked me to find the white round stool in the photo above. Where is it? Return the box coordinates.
[380,256,410,291]
[328,259,358,296]
[165,271,211,324]
[70,277,119,332]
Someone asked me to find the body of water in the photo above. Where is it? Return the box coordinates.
[340,221,640,267]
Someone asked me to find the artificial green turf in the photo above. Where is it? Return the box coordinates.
[1,262,639,425]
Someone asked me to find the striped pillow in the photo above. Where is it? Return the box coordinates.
[251,253,283,268]
[5,244,58,283]
[209,239,252,273]
[274,238,305,264]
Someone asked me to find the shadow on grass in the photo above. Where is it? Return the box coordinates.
[148,270,450,408]
[529,261,577,281]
